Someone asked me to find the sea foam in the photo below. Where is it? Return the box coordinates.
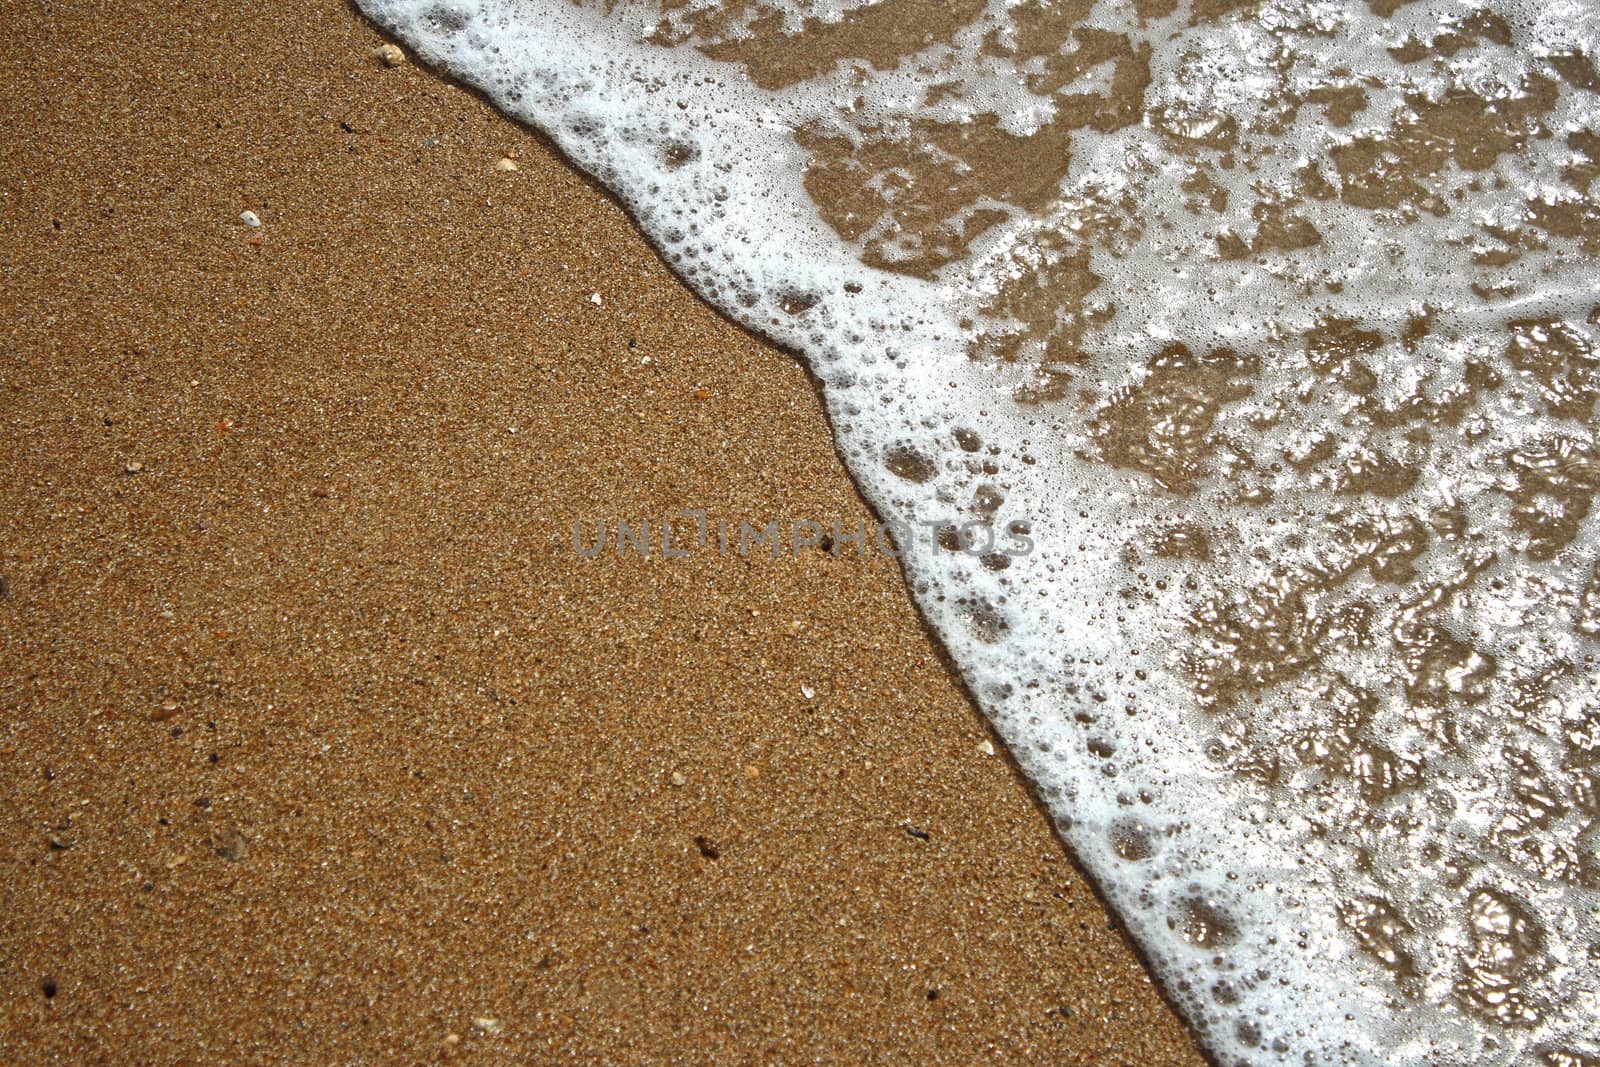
[351,0,1600,1061]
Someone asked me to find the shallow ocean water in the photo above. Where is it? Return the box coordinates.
[351,0,1600,1061]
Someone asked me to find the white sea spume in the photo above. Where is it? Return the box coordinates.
[352,0,1600,1062]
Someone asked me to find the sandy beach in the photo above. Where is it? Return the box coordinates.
[0,2,1204,1062]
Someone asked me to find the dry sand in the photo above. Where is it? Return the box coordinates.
[0,2,1205,1062]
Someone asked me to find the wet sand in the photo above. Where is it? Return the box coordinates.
[0,2,1205,1062]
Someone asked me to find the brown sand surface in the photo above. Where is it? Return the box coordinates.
[0,3,1206,1063]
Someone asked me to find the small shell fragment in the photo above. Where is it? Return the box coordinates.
[239,210,261,228]
[372,43,405,67]
[494,157,519,172]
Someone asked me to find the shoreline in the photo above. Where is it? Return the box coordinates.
[0,2,1206,1062]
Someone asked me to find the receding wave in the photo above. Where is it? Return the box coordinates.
[351,0,1600,1061]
